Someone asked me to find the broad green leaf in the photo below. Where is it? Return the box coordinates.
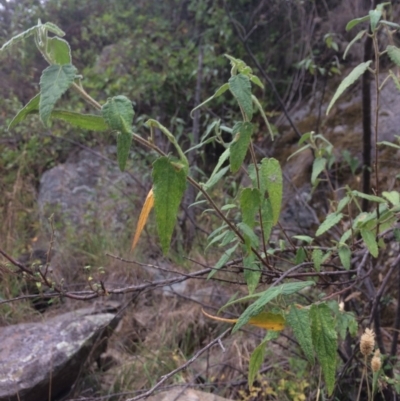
[102,95,134,134]
[312,249,323,272]
[50,110,108,131]
[287,306,314,364]
[229,74,253,121]
[298,131,312,146]
[116,132,133,171]
[295,248,307,264]
[326,61,372,115]
[240,188,261,228]
[310,303,337,395]
[8,93,40,129]
[102,95,134,171]
[190,83,229,117]
[260,198,273,244]
[316,212,343,237]
[243,253,261,294]
[248,331,279,388]
[229,122,253,173]
[47,37,71,64]
[338,245,351,270]
[360,229,378,257]
[39,64,77,127]
[382,191,400,206]
[369,9,381,32]
[232,281,315,332]
[152,157,187,254]
[237,222,259,249]
[387,45,400,67]
[345,15,370,31]
[343,30,367,60]
[312,157,326,186]
[208,243,239,279]
[0,22,65,53]
[260,158,283,225]
[337,195,350,213]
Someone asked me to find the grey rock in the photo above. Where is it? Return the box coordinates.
[0,306,120,401]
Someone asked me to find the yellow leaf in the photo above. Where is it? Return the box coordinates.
[131,188,154,251]
[202,309,285,331]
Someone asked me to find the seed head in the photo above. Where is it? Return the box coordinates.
[371,349,381,372]
[360,328,375,356]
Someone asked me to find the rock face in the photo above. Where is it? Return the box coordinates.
[38,147,145,237]
[0,306,120,401]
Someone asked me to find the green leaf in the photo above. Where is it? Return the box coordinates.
[204,148,230,190]
[203,166,229,192]
[337,195,351,213]
[49,110,107,131]
[387,45,400,67]
[252,95,275,140]
[351,190,385,203]
[243,253,261,294]
[102,95,134,134]
[190,83,229,117]
[343,30,367,60]
[250,75,264,89]
[287,306,314,364]
[229,122,253,173]
[248,331,279,388]
[312,157,326,186]
[312,249,323,272]
[260,158,283,225]
[316,213,343,236]
[389,70,400,92]
[240,188,261,228]
[338,246,351,270]
[116,132,133,171]
[369,9,382,32]
[102,95,134,171]
[208,243,239,279]
[232,281,315,333]
[229,74,253,121]
[310,303,337,395]
[8,93,40,129]
[360,229,378,257]
[152,157,187,254]
[39,64,77,127]
[326,61,372,115]
[394,228,400,242]
[47,37,71,64]
[345,15,370,31]
[0,22,65,53]
[260,199,273,244]
[295,248,307,264]
[293,235,314,244]
[237,222,259,249]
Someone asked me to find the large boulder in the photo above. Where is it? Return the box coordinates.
[0,305,120,401]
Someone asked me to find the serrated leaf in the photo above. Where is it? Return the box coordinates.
[190,83,229,117]
[338,245,351,270]
[131,188,154,251]
[369,9,381,32]
[240,188,261,228]
[232,281,315,333]
[312,157,326,185]
[312,249,323,272]
[345,15,370,31]
[310,303,337,395]
[116,131,133,171]
[316,212,343,236]
[47,37,71,64]
[39,64,77,127]
[229,122,253,172]
[360,229,378,257]
[243,253,261,294]
[327,61,372,115]
[387,45,400,67]
[287,306,314,364]
[208,243,239,279]
[102,95,134,134]
[343,30,367,60]
[248,331,280,388]
[229,74,253,121]
[152,157,187,254]
[50,110,108,131]
[260,158,283,225]
[8,93,40,129]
